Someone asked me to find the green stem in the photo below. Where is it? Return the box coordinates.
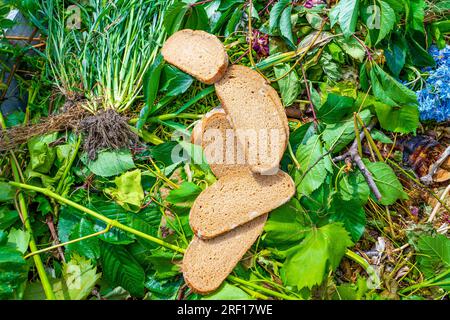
[9,182,186,254]
[24,224,112,260]
[150,113,202,122]
[10,164,56,300]
[9,181,304,300]
[228,275,300,300]
[400,269,450,294]
[1,112,56,300]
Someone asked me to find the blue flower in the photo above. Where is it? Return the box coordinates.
[416,45,450,122]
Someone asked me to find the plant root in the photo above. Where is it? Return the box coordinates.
[0,106,88,151]
[78,109,138,161]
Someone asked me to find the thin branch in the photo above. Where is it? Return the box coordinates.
[420,146,450,185]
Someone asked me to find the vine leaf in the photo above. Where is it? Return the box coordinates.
[282,223,353,290]
[101,243,145,297]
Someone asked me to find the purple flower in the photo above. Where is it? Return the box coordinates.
[304,0,326,8]
[249,29,269,57]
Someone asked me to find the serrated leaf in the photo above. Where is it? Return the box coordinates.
[322,109,372,153]
[269,0,289,33]
[264,199,310,248]
[53,253,101,300]
[67,218,100,260]
[0,245,28,300]
[336,36,366,62]
[0,182,15,202]
[364,160,408,205]
[417,235,450,282]
[104,169,144,212]
[81,149,135,178]
[374,101,420,134]
[274,63,300,106]
[7,228,30,254]
[159,65,194,97]
[385,39,406,77]
[338,0,360,38]
[279,5,294,47]
[166,181,202,206]
[295,135,333,196]
[282,223,353,289]
[376,1,396,44]
[316,93,355,123]
[328,197,366,242]
[338,170,370,205]
[101,243,145,297]
[203,282,253,300]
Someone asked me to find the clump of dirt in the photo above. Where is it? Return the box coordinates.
[0,106,88,151]
[78,108,138,160]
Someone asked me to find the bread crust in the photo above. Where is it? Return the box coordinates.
[161,29,228,84]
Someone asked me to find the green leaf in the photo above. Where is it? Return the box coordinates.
[376,1,396,44]
[264,199,310,248]
[101,243,145,297]
[0,182,15,202]
[269,0,289,33]
[104,169,144,212]
[417,235,450,284]
[407,0,426,34]
[82,149,135,177]
[364,160,408,205]
[385,39,407,77]
[184,5,209,31]
[0,245,28,300]
[406,34,436,67]
[137,54,165,130]
[282,223,353,289]
[295,135,333,196]
[322,109,371,153]
[328,197,366,242]
[203,282,253,300]
[338,170,370,205]
[279,5,295,47]
[370,129,393,144]
[53,253,101,300]
[159,65,194,97]
[336,36,366,62]
[274,63,300,106]
[144,248,181,280]
[218,0,244,11]
[27,133,58,174]
[224,6,243,37]
[144,273,183,300]
[163,2,189,35]
[337,0,360,38]
[67,218,100,260]
[7,228,30,254]
[0,207,19,230]
[166,182,202,206]
[316,93,355,123]
[373,64,418,106]
[374,101,419,134]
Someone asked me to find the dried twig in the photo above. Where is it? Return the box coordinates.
[420,146,450,185]
[333,121,382,201]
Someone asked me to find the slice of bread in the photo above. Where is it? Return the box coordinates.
[193,110,251,178]
[190,170,295,239]
[215,65,289,174]
[183,214,267,294]
[161,29,228,84]
[190,107,225,146]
